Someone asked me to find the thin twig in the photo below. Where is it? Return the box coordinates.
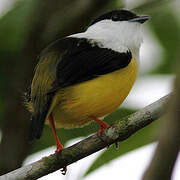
[0,94,171,180]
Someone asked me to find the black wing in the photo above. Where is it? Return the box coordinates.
[52,37,132,90]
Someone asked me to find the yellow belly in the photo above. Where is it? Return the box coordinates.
[49,58,137,128]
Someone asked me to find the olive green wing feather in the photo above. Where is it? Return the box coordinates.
[27,37,71,140]
[28,51,63,140]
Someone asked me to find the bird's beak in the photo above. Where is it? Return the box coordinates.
[128,15,149,24]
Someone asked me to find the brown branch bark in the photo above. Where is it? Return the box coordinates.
[0,94,170,180]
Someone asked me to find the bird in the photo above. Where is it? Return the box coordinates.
[26,9,149,155]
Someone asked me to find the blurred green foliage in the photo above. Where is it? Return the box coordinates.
[0,0,179,178]
[0,0,36,53]
[149,4,180,74]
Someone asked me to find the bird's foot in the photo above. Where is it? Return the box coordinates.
[54,144,67,175]
[90,116,110,134]
[98,122,110,134]
[61,167,67,175]
[55,142,64,154]
[90,116,119,149]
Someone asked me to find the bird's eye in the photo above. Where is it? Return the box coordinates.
[111,15,119,21]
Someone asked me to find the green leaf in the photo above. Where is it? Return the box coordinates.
[0,0,37,53]
[84,111,159,177]
[30,108,135,154]
[148,5,180,74]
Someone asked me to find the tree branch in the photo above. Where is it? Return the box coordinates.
[0,94,171,180]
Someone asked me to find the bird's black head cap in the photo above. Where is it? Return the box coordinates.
[90,9,148,26]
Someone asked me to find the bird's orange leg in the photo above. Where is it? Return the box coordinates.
[49,114,67,175]
[90,116,110,134]
[49,114,64,153]
[91,116,118,148]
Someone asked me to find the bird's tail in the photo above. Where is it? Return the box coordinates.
[28,93,53,141]
[29,113,47,141]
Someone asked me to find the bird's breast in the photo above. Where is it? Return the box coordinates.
[52,58,137,128]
